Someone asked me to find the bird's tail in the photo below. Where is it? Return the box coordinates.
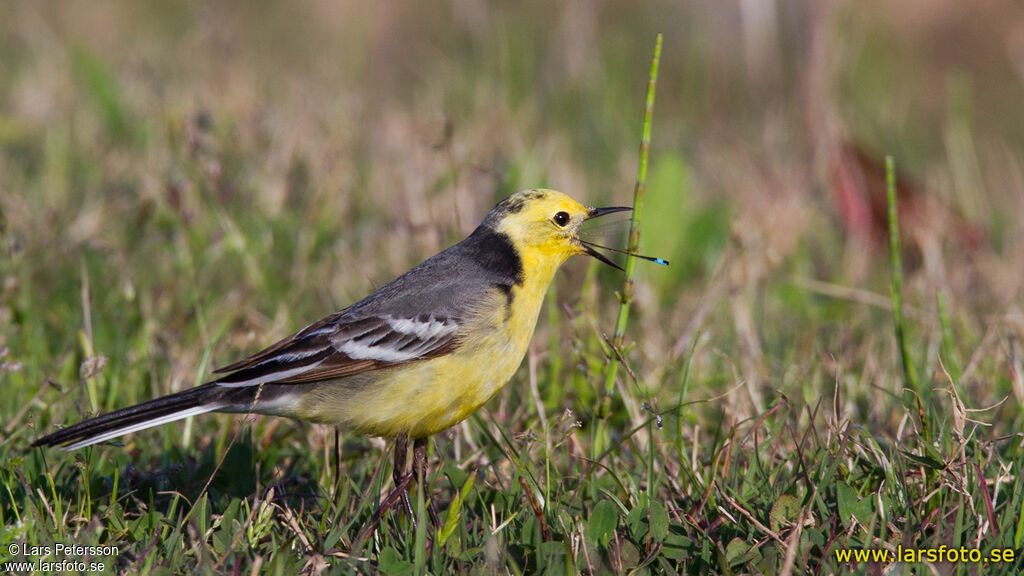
[32,383,231,450]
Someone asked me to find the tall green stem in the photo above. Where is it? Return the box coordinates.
[603,34,662,397]
[886,156,928,440]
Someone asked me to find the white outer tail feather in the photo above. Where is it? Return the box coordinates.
[63,405,222,450]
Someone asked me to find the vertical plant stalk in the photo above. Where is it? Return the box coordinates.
[79,259,100,413]
[603,33,662,396]
[885,156,929,440]
[936,291,960,381]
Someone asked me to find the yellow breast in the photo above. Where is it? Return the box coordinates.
[295,258,561,438]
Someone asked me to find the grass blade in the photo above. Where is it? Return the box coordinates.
[603,33,663,396]
[885,156,929,441]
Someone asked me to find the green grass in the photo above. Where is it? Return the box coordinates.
[3,2,1024,575]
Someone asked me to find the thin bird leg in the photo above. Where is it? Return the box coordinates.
[412,437,442,528]
[355,433,414,547]
[393,434,415,519]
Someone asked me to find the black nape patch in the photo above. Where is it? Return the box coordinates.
[462,227,524,289]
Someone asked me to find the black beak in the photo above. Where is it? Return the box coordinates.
[586,206,633,220]
[581,206,632,271]
[578,206,670,271]
[581,243,625,271]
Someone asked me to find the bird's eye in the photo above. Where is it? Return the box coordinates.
[553,211,570,227]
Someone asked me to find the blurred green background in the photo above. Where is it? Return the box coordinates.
[3,1,1024,574]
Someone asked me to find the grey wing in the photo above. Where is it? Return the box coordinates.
[212,255,493,388]
[212,312,462,387]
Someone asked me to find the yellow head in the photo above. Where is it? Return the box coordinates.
[484,189,630,273]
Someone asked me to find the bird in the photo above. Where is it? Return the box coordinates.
[32,188,666,533]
